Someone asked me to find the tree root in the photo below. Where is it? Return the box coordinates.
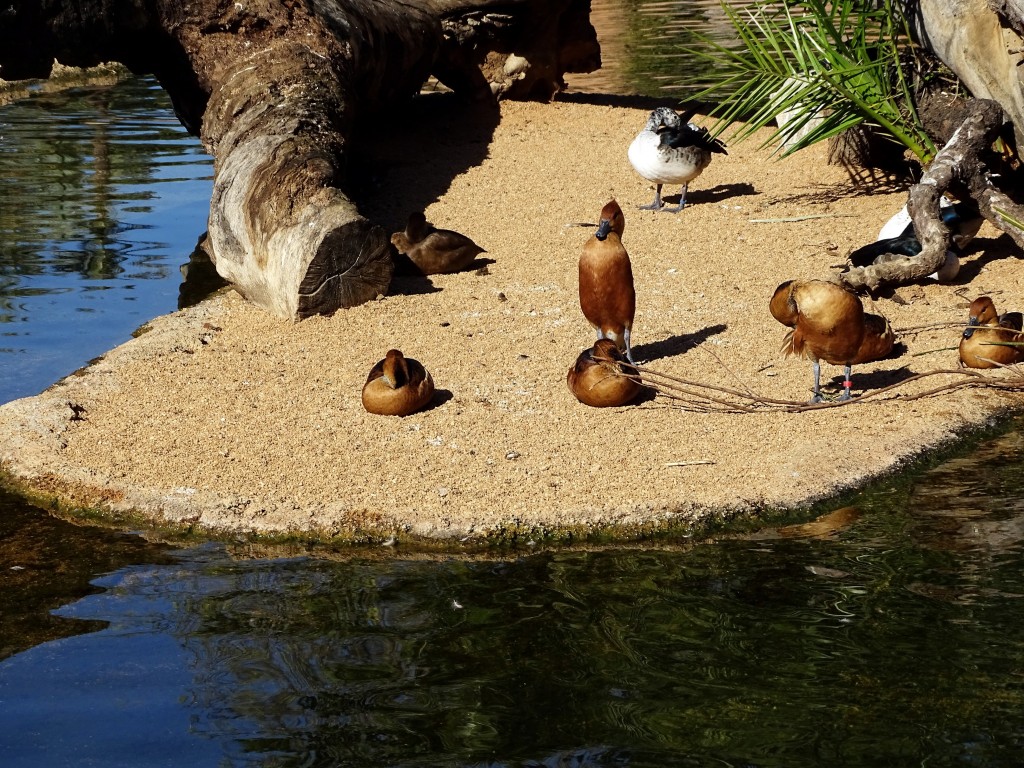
[839,99,1024,293]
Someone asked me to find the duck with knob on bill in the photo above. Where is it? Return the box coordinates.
[847,199,984,283]
[959,296,1024,369]
[391,211,485,275]
[627,106,727,213]
[567,338,644,408]
[361,349,435,416]
[579,199,636,364]
[769,279,896,403]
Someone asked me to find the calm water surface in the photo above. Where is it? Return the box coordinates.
[3,3,1024,766]
[0,75,214,403]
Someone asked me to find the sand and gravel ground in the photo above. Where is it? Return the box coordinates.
[2,93,1023,546]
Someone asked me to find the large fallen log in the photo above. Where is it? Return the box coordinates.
[0,0,599,319]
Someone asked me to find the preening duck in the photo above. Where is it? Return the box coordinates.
[769,279,895,402]
[567,339,643,407]
[848,199,983,283]
[391,211,485,275]
[361,349,435,416]
[959,296,1024,369]
[579,199,636,363]
[627,106,726,213]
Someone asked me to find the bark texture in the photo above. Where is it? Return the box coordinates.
[840,100,1024,293]
[0,0,599,319]
[912,0,1024,144]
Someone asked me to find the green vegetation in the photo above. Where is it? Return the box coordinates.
[691,0,936,161]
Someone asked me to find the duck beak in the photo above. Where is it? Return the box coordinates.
[963,318,978,339]
[595,218,612,241]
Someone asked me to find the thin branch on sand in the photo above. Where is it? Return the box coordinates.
[622,363,1024,414]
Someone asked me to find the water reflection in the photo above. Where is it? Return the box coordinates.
[6,463,1024,768]
[568,0,744,97]
[0,76,213,403]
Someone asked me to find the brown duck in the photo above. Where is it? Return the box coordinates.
[579,199,636,363]
[769,279,895,402]
[361,349,435,416]
[959,296,1024,369]
[567,338,643,407]
[391,211,484,275]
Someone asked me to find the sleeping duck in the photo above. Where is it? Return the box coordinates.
[361,349,435,416]
[770,279,896,402]
[567,339,643,407]
[391,212,484,275]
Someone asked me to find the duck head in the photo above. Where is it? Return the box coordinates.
[595,199,625,241]
[405,212,429,242]
[645,106,681,132]
[768,280,798,327]
[590,338,624,364]
[964,296,998,339]
[380,349,409,389]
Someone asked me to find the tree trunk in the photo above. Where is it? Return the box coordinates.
[911,0,1024,145]
[0,0,599,320]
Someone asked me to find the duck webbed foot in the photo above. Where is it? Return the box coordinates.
[637,185,665,211]
[661,184,690,214]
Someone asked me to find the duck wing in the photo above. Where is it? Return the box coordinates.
[659,123,727,155]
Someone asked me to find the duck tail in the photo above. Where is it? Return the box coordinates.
[779,328,800,358]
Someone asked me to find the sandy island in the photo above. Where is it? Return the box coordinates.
[2,92,1023,547]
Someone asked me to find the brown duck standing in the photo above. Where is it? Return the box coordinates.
[391,211,484,275]
[567,338,643,407]
[361,349,435,416]
[959,296,1024,368]
[769,279,895,402]
[579,199,636,363]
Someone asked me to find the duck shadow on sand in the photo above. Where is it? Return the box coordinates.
[633,323,728,363]
[423,389,455,413]
[665,182,758,209]
[387,254,497,296]
[946,233,1022,285]
[837,361,915,396]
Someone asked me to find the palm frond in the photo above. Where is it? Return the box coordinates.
[685,0,936,161]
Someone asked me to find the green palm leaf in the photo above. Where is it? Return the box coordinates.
[688,0,936,161]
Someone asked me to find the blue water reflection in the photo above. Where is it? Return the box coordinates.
[0,76,212,403]
[6,457,1024,768]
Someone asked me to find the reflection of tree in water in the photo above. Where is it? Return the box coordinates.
[169,538,1024,767]
[0,78,204,297]
[617,0,744,97]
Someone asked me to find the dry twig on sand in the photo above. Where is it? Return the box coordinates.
[620,363,1024,414]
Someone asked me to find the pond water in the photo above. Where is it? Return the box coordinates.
[3,3,1024,766]
[0,75,215,404]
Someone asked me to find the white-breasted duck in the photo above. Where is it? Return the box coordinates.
[627,106,726,213]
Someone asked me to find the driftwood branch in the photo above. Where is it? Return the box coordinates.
[840,99,1024,293]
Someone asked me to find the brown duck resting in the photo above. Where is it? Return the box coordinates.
[769,279,895,402]
[567,338,643,408]
[391,211,484,275]
[579,199,636,363]
[959,296,1024,369]
[361,349,435,416]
